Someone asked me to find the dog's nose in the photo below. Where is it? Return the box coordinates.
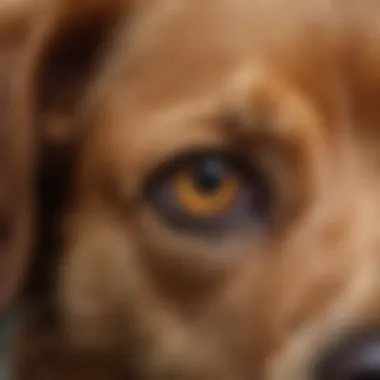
[316,329,380,380]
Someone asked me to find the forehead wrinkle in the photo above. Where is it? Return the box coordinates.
[220,64,325,150]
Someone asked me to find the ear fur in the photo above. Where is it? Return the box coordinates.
[10,0,137,305]
[0,0,38,312]
[19,0,130,146]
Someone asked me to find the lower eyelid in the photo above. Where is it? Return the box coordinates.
[153,185,252,233]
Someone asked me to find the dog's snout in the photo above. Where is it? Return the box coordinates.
[316,329,380,380]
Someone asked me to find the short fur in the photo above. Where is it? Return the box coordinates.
[13,0,380,379]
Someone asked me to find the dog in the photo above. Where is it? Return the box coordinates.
[12,0,380,379]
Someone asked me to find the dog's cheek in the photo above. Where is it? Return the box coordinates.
[57,218,143,350]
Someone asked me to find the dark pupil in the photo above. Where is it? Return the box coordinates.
[193,157,226,193]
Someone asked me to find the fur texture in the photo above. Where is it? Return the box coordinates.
[13,0,380,379]
[0,0,36,313]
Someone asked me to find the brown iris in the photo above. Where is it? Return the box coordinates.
[171,157,240,217]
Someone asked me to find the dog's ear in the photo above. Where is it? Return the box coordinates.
[9,0,138,306]
[20,0,131,146]
[0,0,38,312]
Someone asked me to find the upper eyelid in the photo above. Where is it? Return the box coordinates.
[118,100,304,200]
[139,139,229,182]
[142,146,231,188]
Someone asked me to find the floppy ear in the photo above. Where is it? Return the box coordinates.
[5,0,133,307]
[21,0,129,146]
[0,0,38,312]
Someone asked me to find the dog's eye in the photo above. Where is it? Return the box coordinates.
[171,157,240,216]
[145,149,271,235]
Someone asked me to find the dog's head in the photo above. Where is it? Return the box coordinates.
[19,0,380,378]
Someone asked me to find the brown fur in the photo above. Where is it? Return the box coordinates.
[0,0,36,312]
[13,0,380,379]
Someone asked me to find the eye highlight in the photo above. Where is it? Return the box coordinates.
[144,149,271,235]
